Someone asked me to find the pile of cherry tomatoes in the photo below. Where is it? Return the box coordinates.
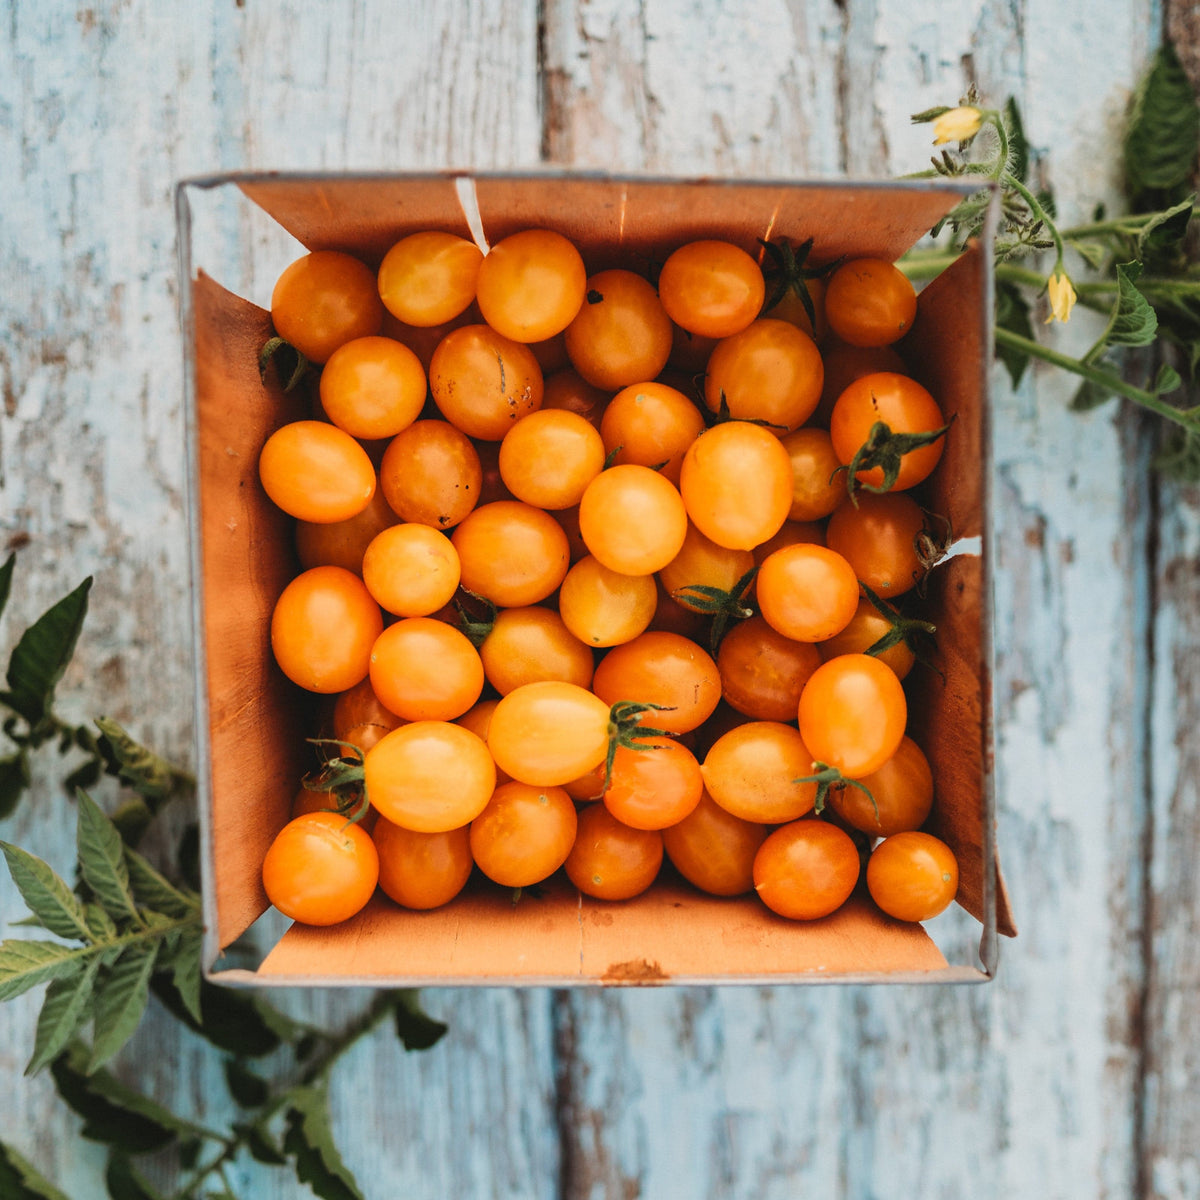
[256,225,961,937]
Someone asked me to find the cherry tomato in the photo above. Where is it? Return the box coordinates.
[797,654,907,779]
[318,336,426,441]
[296,484,400,575]
[487,681,612,786]
[817,596,915,680]
[779,427,845,521]
[498,409,606,510]
[475,229,587,343]
[578,464,688,576]
[451,500,570,607]
[661,788,769,896]
[679,422,793,551]
[602,738,703,830]
[333,676,406,749]
[591,631,721,735]
[290,786,379,838]
[473,437,516,506]
[470,781,579,887]
[379,419,482,529]
[430,324,544,440]
[262,812,379,925]
[361,524,461,617]
[704,319,823,430]
[542,368,611,429]
[372,818,473,910]
[259,421,376,524]
[658,240,765,338]
[830,372,945,492]
[564,269,673,390]
[814,336,907,427]
[558,555,659,648]
[270,250,383,364]
[271,566,382,694]
[479,606,595,695]
[753,819,860,920]
[529,332,570,374]
[646,578,710,642]
[825,491,926,599]
[658,523,754,613]
[701,721,816,823]
[552,504,590,564]
[828,735,933,837]
[751,519,826,563]
[454,699,512,786]
[824,258,917,348]
[369,617,484,721]
[756,543,859,642]
[716,614,822,721]
[377,231,483,327]
[565,804,663,900]
[866,831,958,922]
[365,721,495,832]
[381,304,481,373]
[599,382,706,486]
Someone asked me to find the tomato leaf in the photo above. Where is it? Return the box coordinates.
[994,280,1034,388]
[224,1059,270,1108]
[148,973,283,1059]
[4,577,92,727]
[1125,41,1200,200]
[233,1121,288,1166]
[1069,378,1114,412]
[0,841,92,941]
[1154,417,1200,483]
[123,843,199,920]
[0,940,87,1002]
[0,749,30,820]
[105,1152,169,1200]
[283,1084,364,1200]
[157,923,204,1026]
[1003,96,1028,183]
[94,717,180,803]
[392,990,447,1051]
[88,941,157,1071]
[0,1140,72,1200]
[0,553,15,623]
[1137,195,1195,268]
[76,791,141,926]
[27,957,102,1076]
[1104,262,1159,348]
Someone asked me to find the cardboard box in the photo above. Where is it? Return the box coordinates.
[177,172,1014,987]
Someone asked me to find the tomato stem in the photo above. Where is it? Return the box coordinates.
[793,762,878,820]
[671,565,759,655]
[842,417,953,504]
[301,738,371,825]
[601,701,676,794]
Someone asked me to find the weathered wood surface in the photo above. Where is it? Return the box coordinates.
[1,1,1195,1197]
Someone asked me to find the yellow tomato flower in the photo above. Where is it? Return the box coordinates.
[932,106,982,145]
[1045,271,1077,324]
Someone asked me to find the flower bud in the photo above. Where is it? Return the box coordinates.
[932,106,982,145]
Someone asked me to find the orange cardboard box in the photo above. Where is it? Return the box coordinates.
[177,172,1014,988]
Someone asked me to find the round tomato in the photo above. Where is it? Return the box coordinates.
[319,336,426,441]
[498,409,606,510]
[751,518,826,563]
[828,735,933,837]
[377,231,483,327]
[578,464,688,576]
[369,618,484,721]
[454,699,512,786]
[824,258,917,348]
[814,336,907,427]
[558,555,659,647]
[541,368,611,429]
[470,781,579,887]
[270,250,383,364]
[779,427,845,522]
[825,491,926,599]
[479,606,595,695]
[361,523,461,617]
[487,681,612,786]
[716,614,822,721]
[753,819,860,920]
[658,522,755,613]
[756,543,859,642]
[701,721,816,823]
[451,500,570,607]
[430,324,544,440]
[565,804,663,900]
[373,817,474,910]
[817,596,916,680]
[602,738,703,830]
[295,484,399,575]
[475,229,587,343]
[657,240,765,338]
[259,421,376,524]
[333,676,406,738]
[866,831,958,922]
[661,788,770,896]
[564,269,673,390]
[599,382,706,486]
[379,419,483,529]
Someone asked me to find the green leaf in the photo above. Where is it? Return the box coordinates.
[63,757,103,795]
[76,791,140,925]
[124,844,198,920]
[94,717,179,802]
[4,577,92,727]
[283,1085,364,1200]
[994,280,1035,388]
[27,956,102,1076]
[1003,96,1028,182]
[0,750,30,820]
[105,1152,168,1200]
[1085,262,1157,364]
[0,940,86,1001]
[84,903,118,943]
[110,796,154,848]
[88,941,157,1071]
[0,554,14,623]
[161,923,204,1025]
[1125,42,1200,197]
[224,1060,270,1108]
[234,1121,288,1166]
[0,1140,72,1200]
[910,105,951,123]
[1138,196,1196,267]
[1067,238,1108,271]
[149,975,282,1059]
[0,841,92,941]
[392,990,447,1051]
[1154,363,1183,396]
[1070,378,1115,412]
[1155,420,1200,482]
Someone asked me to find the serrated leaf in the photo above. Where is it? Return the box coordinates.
[4,577,92,727]
[1138,196,1195,267]
[1154,363,1184,395]
[1070,378,1114,411]
[283,1085,364,1200]
[27,956,101,1076]
[0,750,30,820]
[76,791,140,925]
[0,1140,72,1200]
[149,974,282,1059]
[994,281,1035,388]
[94,717,178,803]
[393,990,447,1051]
[88,941,157,1071]
[1003,96,1028,182]
[105,1151,168,1200]
[224,1060,270,1108]
[1086,262,1157,362]
[233,1121,288,1166]
[124,844,198,920]
[0,940,86,1001]
[1126,42,1200,196]
[84,903,118,943]
[161,924,203,1025]
[0,841,92,941]
[0,554,14,623]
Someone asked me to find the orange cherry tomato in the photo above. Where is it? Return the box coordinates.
[541,368,611,429]
[756,543,859,642]
[829,372,945,492]
[369,617,484,721]
[565,804,663,900]
[262,812,380,926]
[813,336,908,427]
[552,504,590,564]
[361,523,461,617]
[661,789,770,896]
[797,654,907,779]
[373,817,474,910]
[824,258,918,348]
[259,421,376,523]
[290,786,378,836]
[271,566,382,694]
[365,721,496,832]
[487,681,612,786]
[558,555,659,648]
[381,304,481,373]
[704,318,823,430]
[454,698,512,786]
[646,578,710,643]
[701,721,817,823]
[602,738,703,830]
[866,831,958,922]
[679,422,792,551]
[295,484,400,575]
[825,491,927,599]
[658,523,755,613]
[578,464,688,576]
[658,240,765,338]
[599,382,707,486]
[498,409,606,510]
[779,427,845,522]
[379,419,482,529]
[529,332,570,374]
[451,501,570,607]
[479,606,595,695]
[377,231,483,327]
[270,250,383,364]
[716,614,822,721]
[318,336,427,441]
[753,819,860,920]
[333,675,406,741]
[475,229,587,343]
[470,781,579,887]
[430,324,544,440]
[591,631,721,735]
[817,596,916,681]
[751,519,826,563]
[828,735,933,837]
[564,269,673,390]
